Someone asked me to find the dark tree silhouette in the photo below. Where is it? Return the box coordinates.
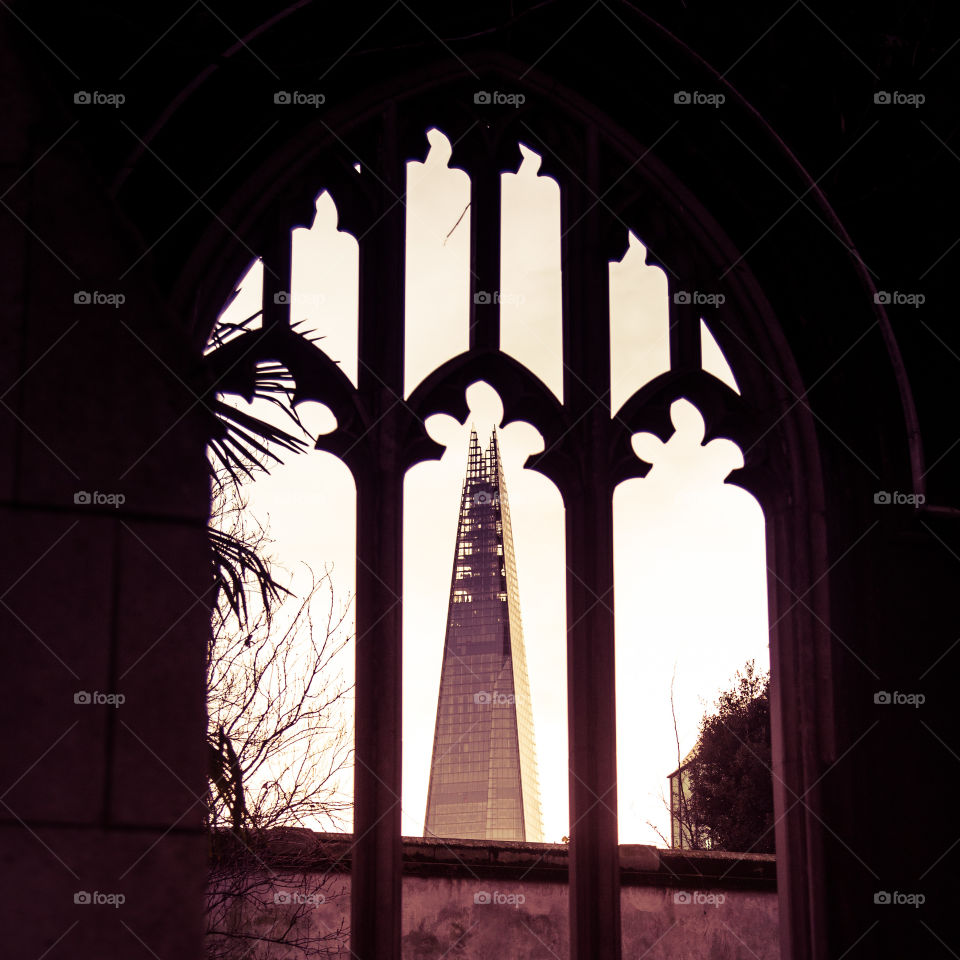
[686,661,774,854]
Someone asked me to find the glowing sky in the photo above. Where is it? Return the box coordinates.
[215,129,769,846]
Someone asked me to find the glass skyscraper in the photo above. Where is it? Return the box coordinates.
[423,428,544,842]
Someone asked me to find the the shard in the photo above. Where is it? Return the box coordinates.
[424,428,544,842]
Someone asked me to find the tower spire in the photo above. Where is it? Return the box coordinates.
[423,428,543,841]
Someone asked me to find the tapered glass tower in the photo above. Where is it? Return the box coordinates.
[424,429,543,842]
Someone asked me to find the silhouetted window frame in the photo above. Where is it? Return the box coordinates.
[206,72,837,960]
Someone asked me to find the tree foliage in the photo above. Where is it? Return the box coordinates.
[685,660,774,854]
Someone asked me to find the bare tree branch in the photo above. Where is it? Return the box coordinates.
[205,480,353,958]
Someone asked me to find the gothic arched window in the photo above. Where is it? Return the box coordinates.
[205,74,805,960]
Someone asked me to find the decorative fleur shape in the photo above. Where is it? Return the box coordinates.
[632,399,744,484]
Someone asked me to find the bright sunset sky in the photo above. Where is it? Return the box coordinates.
[214,129,769,846]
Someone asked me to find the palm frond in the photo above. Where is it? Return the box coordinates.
[203,321,314,484]
[209,526,292,628]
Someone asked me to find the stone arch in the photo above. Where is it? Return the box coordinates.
[107,16,923,960]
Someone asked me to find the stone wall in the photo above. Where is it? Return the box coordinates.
[0,16,211,959]
[216,832,778,959]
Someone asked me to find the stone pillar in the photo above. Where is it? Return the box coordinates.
[0,21,211,959]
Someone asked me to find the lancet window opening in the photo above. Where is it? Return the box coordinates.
[225,95,762,960]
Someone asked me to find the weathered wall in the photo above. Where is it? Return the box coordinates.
[217,833,778,959]
[401,876,777,959]
[0,15,211,960]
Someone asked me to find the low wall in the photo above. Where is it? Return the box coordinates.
[211,831,778,958]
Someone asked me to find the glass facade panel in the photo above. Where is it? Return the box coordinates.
[423,429,544,841]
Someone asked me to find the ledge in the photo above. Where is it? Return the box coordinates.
[232,829,776,891]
